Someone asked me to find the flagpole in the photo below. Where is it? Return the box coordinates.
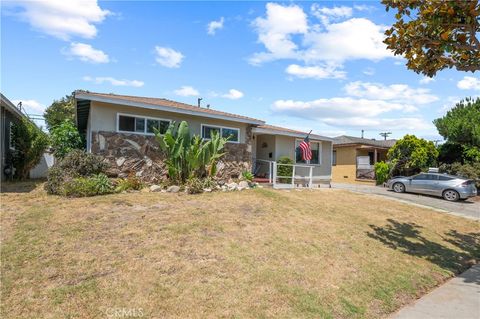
[306,130,312,165]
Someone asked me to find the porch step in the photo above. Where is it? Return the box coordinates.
[253,177,271,183]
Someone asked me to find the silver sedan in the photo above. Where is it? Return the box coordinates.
[386,173,478,201]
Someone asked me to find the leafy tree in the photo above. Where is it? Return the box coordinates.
[50,120,84,158]
[44,94,75,131]
[382,0,480,77]
[11,118,49,179]
[434,97,480,163]
[388,134,438,176]
[156,121,228,183]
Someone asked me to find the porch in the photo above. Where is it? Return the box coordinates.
[251,126,333,189]
[355,146,388,182]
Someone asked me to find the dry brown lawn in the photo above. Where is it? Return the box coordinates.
[1,181,479,318]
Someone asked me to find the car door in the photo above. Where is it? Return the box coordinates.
[408,173,430,194]
[420,174,440,195]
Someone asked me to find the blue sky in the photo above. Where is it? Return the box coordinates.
[2,1,479,140]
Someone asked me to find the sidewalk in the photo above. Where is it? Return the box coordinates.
[391,264,480,319]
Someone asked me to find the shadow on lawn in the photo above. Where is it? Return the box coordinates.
[367,219,480,282]
[0,179,45,193]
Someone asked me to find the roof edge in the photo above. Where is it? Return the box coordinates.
[75,92,265,125]
[253,126,333,142]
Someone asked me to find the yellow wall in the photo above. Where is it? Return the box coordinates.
[332,146,383,184]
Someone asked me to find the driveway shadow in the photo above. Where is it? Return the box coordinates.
[367,219,480,280]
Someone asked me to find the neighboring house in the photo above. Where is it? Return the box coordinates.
[74,91,333,185]
[1,93,24,182]
[1,93,53,182]
[332,135,396,184]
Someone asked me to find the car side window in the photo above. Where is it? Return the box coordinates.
[425,174,438,180]
[412,174,427,180]
[438,175,453,181]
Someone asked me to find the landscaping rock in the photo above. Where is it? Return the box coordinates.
[167,185,180,193]
[203,188,212,192]
[150,185,162,192]
[238,181,249,189]
[116,157,126,167]
[227,182,238,191]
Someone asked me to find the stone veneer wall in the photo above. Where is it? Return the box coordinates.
[90,127,253,184]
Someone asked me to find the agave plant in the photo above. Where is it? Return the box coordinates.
[155,121,228,183]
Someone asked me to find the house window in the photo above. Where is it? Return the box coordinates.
[332,150,337,166]
[117,114,170,135]
[201,125,240,143]
[295,140,321,164]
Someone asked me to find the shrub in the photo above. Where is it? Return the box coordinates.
[241,170,254,182]
[185,177,204,194]
[202,177,217,189]
[277,156,293,183]
[50,120,83,159]
[156,121,228,183]
[374,161,391,185]
[45,150,108,195]
[63,173,113,197]
[10,117,49,179]
[115,173,143,192]
[57,150,107,176]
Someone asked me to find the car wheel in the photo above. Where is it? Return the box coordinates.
[393,182,405,193]
[443,189,460,202]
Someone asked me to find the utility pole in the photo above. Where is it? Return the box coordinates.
[379,132,392,140]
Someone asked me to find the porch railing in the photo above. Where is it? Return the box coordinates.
[273,162,331,189]
[253,158,274,183]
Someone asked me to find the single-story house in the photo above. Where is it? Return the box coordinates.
[74,90,333,185]
[1,93,24,182]
[332,135,396,184]
[0,93,53,182]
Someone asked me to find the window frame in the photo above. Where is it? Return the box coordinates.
[116,113,171,136]
[200,124,240,144]
[294,139,322,165]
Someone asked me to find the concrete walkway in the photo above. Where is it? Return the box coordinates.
[331,183,480,221]
[391,264,480,319]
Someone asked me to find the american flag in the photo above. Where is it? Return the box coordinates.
[299,134,312,161]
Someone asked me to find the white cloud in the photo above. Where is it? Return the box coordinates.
[302,18,391,63]
[323,117,432,131]
[11,99,46,114]
[154,46,184,68]
[83,76,144,87]
[222,89,244,100]
[250,2,308,65]
[174,86,199,96]
[207,17,224,35]
[344,81,438,105]
[311,4,352,25]
[10,0,110,40]
[272,97,416,119]
[66,42,109,63]
[419,76,435,84]
[285,64,346,79]
[270,80,439,132]
[457,76,480,90]
[250,3,394,79]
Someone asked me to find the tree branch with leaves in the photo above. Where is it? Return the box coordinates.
[383,0,480,77]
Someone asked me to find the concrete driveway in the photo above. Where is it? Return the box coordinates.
[332,183,480,221]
